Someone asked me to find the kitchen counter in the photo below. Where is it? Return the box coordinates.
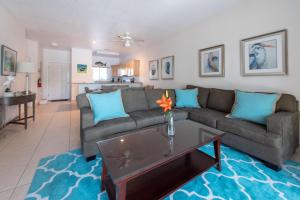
[72,81,143,84]
[71,82,143,100]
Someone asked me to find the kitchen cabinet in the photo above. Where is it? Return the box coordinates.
[111,65,118,76]
[111,59,140,76]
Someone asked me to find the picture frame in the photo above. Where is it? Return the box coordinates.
[149,59,159,80]
[199,44,225,77]
[161,56,174,80]
[240,29,287,76]
[77,64,87,73]
[1,45,17,76]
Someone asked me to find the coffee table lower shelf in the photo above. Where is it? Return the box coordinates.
[102,150,217,200]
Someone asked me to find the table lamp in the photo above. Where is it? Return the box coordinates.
[17,62,36,95]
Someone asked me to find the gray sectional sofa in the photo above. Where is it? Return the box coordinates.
[76,85,299,170]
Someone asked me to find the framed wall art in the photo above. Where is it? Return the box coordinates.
[149,59,159,80]
[240,29,287,76]
[161,56,174,80]
[77,64,87,73]
[1,45,17,76]
[199,45,225,77]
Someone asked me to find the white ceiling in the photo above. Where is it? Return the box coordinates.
[0,0,243,53]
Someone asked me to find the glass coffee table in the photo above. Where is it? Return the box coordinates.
[97,120,225,200]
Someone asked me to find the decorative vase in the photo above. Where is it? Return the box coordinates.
[166,111,175,136]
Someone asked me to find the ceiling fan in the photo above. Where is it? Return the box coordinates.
[113,32,144,47]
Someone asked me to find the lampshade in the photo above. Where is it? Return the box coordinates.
[17,62,36,73]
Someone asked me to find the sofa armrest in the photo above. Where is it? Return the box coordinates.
[267,111,299,153]
[76,93,90,109]
[80,107,94,130]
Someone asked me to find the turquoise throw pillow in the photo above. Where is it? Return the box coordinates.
[229,90,280,124]
[175,89,200,108]
[87,90,128,124]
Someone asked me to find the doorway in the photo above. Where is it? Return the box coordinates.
[47,62,70,100]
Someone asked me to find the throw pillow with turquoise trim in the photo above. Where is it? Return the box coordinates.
[175,88,200,108]
[228,90,280,125]
[86,90,129,124]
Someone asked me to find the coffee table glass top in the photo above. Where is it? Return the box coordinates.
[97,120,225,183]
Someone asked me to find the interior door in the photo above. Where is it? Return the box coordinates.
[48,62,70,100]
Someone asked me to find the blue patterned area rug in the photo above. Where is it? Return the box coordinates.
[26,145,300,200]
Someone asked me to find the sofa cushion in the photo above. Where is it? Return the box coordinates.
[145,89,165,109]
[217,118,281,148]
[176,108,200,119]
[83,117,136,142]
[186,85,210,108]
[207,88,235,113]
[172,109,189,121]
[189,108,226,128]
[121,88,149,112]
[175,89,200,108]
[87,90,129,124]
[129,110,165,128]
[155,108,189,121]
[167,89,176,107]
[76,90,116,109]
[229,90,280,125]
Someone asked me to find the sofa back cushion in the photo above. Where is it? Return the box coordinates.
[207,88,235,113]
[121,87,149,112]
[145,89,165,109]
[186,85,210,108]
[276,94,298,112]
[167,89,176,107]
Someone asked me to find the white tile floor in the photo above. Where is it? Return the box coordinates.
[0,101,80,200]
[0,101,299,200]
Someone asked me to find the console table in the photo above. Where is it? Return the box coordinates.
[0,93,36,130]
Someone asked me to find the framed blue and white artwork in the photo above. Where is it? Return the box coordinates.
[199,45,225,77]
[149,59,159,80]
[161,56,174,80]
[77,64,87,73]
[240,30,287,76]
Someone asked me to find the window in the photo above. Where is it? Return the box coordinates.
[92,67,108,81]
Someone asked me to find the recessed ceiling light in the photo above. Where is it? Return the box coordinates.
[51,42,58,47]
[92,40,97,44]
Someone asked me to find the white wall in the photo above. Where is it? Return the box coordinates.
[0,4,27,123]
[133,0,300,102]
[26,39,39,100]
[71,48,93,83]
[42,49,71,99]
[71,48,92,100]
[0,4,26,93]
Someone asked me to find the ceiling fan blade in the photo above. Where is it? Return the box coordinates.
[132,39,144,42]
[111,40,124,43]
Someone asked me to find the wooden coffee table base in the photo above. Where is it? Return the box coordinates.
[101,139,222,200]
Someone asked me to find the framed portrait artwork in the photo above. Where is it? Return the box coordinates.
[240,29,287,76]
[1,45,17,76]
[199,45,225,77]
[161,56,174,80]
[149,60,159,80]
